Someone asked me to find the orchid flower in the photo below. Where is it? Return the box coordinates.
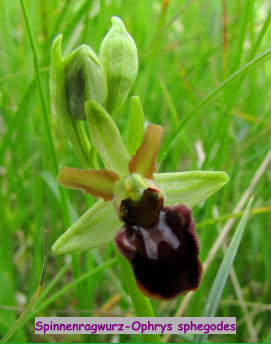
[50,16,229,300]
[52,99,229,300]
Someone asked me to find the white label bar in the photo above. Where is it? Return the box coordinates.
[35,317,236,335]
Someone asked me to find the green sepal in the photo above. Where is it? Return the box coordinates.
[126,96,144,156]
[154,171,229,207]
[85,100,130,176]
[52,200,122,255]
[50,34,91,167]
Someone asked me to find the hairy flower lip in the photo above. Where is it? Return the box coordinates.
[115,204,203,300]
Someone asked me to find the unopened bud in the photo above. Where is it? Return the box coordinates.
[64,45,107,120]
[99,17,138,116]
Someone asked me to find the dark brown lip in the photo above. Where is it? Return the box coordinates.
[115,204,202,300]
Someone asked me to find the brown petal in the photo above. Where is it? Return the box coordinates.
[120,188,164,228]
[115,204,202,300]
[58,166,119,200]
[129,124,163,179]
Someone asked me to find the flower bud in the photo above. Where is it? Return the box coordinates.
[99,17,138,116]
[64,45,107,120]
[50,35,92,167]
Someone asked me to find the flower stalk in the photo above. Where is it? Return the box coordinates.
[117,252,161,343]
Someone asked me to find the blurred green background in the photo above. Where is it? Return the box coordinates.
[0,0,271,342]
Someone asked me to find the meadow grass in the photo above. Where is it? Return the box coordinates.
[0,0,271,342]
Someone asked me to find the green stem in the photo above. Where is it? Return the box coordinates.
[20,0,70,227]
[197,205,271,229]
[20,0,86,312]
[116,251,161,343]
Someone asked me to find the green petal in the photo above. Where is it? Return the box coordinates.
[154,171,229,207]
[85,100,130,176]
[50,34,91,167]
[126,96,144,156]
[58,166,119,200]
[129,124,164,179]
[52,200,122,255]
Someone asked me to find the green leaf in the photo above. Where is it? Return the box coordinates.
[194,198,253,343]
[126,96,144,156]
[52,199,122,255]
[0,270,27,342]
[57,166,119,200]
[85,100,130,176]
[50,34,91,167]
[154,171,229,207]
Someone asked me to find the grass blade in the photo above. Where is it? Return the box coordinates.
[14,258,117,335]
[19,0,71,227]
[193,197,253,343]
[141,0,197,57]
[158,48,271,164]
[0,231,48,343]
